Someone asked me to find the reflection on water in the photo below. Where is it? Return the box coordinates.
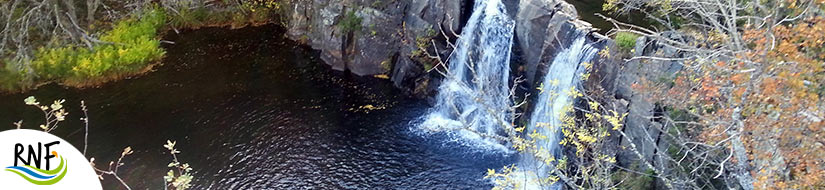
[0,25,513,189]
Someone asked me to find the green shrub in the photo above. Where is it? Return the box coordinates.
[241,0,282,12]
[611,169,655,190]
[31,8,166,81]
[338,10,362,34]
[100,8,165,43]
[73,48,112,77]
[31,46,82,80]
[615,32,639,52]
[0,62,28,91]
[170,7,207,28]
[75,8,166,79]
[422,61,434,71]
[205,10,232,24]
[250,8,271,23]
[237,0,280,25]
[231,12,248,27]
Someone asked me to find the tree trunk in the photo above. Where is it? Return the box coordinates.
[86,0,101,25]
[62,0,78,24]
[730,107,755,190]
[51,0,92,48]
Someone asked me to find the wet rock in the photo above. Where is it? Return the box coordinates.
[284,0,347,71]
[282,0,468,97]
[283,0,404,76]
[515,0,578,85]
[350,7,399,75]
[391,56,424,92]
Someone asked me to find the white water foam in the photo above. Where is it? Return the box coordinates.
[417,0,516,152]
[514,29,599,190]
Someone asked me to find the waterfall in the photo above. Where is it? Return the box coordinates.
[418,0,515,150]
[414,0,602,187]
[516,29,599,189]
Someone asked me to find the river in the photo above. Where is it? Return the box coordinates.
[0,25,513,189]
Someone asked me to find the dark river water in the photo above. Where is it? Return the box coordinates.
[0,25,513,189]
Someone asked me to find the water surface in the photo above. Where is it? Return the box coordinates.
[0,25,512,189]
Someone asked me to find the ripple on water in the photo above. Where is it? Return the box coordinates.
[0,24,519,189]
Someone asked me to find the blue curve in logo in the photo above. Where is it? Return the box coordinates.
[4,166,59,180]
[4,155,68,185]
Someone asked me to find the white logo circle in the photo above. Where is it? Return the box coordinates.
[0,129,102,189]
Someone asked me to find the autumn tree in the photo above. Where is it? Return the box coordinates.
[602,0,825,188]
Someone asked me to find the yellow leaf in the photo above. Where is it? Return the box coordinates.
[373,74,390,79]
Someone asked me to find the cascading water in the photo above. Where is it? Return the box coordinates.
[416,0,601,187]
[418,0,515,150]
[516,29,600,189]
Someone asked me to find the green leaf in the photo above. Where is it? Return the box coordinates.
[24,96,38,105]
[50,99,64,110]
[164,170,175,182]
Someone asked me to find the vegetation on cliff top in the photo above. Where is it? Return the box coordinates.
[613,31,638,53]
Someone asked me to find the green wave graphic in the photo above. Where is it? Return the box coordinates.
[23,156,65,175]
[4,156,68,185]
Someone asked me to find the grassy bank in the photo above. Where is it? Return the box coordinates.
[0,1,281,93]
[33,8,167,87]
[0,7,167,92]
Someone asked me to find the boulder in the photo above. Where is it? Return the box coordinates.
[391,56,424,93]
[515,0,579,85]
[284,0,406,76]
[281,0,469,97]
[285,0,347,71]
[350,7,400,75]
[407,0,462,33]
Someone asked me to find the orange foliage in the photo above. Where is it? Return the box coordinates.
[734,14,825,189]
[641,2,825,189]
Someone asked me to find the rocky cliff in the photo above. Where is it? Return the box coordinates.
[278,0,617,96]
[511,0,683,182]
[604,32,688,188]
[279,0,468,98]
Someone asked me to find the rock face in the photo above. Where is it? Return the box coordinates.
[350,7,398,75]
[406,0,462,33]
[514,0,579,85]
[393,0,465,98]
[282,0,467,97]
[284,0,346,70]
[284,0,399,76]
[280,0,605,98]
[593,31,687,188]
[613,33,684,171]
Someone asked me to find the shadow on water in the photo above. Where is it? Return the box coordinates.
[0,24,514,189]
